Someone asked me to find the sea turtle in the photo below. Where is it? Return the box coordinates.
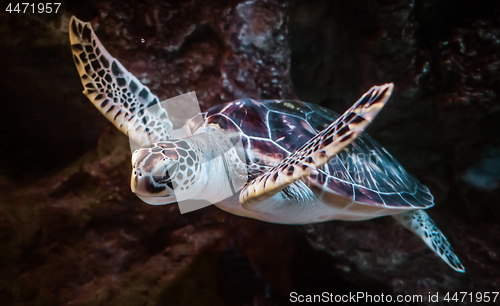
[69,16,465,272]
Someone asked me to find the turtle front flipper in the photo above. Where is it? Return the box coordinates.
[394,210,465,273]
[239,83,394,208]
[69,16,173,146]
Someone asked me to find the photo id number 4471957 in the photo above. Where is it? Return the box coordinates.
[6,3,61,14]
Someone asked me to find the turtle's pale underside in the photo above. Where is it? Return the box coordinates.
[69,16,464,272]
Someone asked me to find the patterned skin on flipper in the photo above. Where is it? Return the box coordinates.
[394,210,465,273]
[239,83,394,208]
[69,16,173,146]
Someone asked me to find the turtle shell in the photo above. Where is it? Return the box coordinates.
[202,98,433,209]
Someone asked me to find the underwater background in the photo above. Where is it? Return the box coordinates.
[1,0,499,305]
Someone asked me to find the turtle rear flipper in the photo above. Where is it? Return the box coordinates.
[69,16,173,146]
[239,83,394,208]
[394,210,465,273]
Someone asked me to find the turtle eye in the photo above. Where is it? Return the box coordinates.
[152,163,178,189]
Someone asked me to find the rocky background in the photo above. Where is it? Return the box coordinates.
[0,0,499,305]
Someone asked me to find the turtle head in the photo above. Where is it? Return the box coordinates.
[131,140,201,205]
